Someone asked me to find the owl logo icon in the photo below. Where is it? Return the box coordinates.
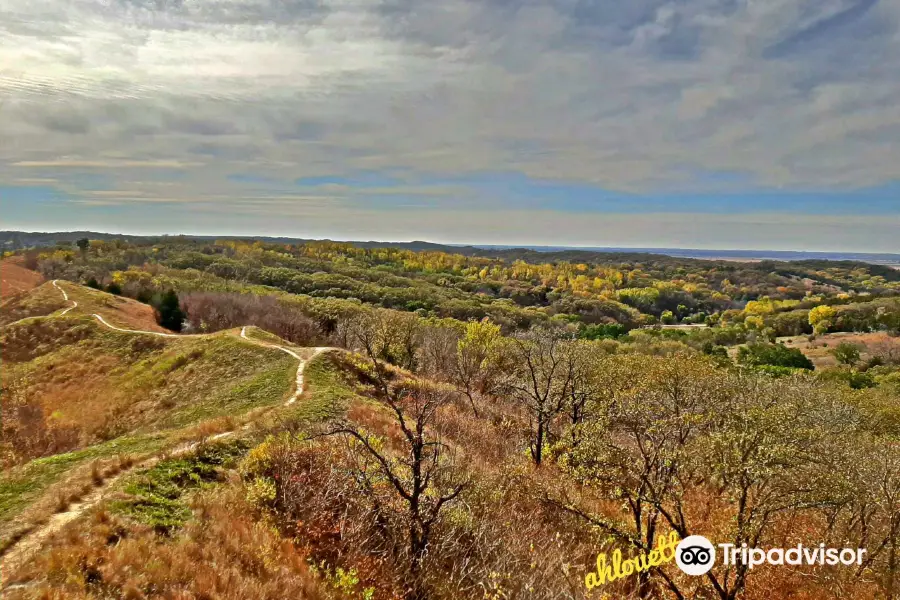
[676,535,716,576]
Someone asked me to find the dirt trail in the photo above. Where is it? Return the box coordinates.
[1,282,335,584]
[1,436,219,580]
[241,326,330,405]
[2,468,136,577]
[51,280,77,316]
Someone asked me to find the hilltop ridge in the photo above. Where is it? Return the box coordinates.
[4,230,898,267]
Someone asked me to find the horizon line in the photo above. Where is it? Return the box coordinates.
[4,228,900,259]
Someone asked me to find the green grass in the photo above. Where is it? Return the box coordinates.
[154,337,297,428]
[110,440,249,532]
[106,353,355,535]
[286,351,357,423]
[0,434,168,525]
[241,326,289,345]
[0,282,68,327]
[105,353,354,534]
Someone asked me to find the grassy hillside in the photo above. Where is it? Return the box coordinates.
[3,316,296,440]
[1,246,899,600]
[0,283,320,559]
[0,281,68,327]
[0,257,44,299]
[0,348,350,598]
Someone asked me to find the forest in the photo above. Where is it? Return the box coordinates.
[2,238,899,599]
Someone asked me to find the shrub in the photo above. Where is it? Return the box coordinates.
[818,367,876,389]
[831,342,861,366]
[753,364,805,378]
[578,322,627,340]
[737,342,815,370]
[155,289,184,332]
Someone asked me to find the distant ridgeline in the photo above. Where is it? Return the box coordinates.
[2,230,898,267]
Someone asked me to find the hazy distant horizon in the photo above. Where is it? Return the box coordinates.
[469,244,900,263]
[4,229,899,265]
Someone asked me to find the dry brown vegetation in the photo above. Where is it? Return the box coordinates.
[2,269,899,600]
[0,257,44,299]
[0,314,295,470]
[4,343,898,600]
[3,484,326,599]
[180,291,324,345]
[780,331,900,368]
[65,282,174,333]
[0,281,67,327]
[233,338,896,600]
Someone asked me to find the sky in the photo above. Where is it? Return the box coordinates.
[1,0,899,252]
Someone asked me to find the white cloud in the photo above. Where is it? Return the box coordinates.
[0,0,898,196]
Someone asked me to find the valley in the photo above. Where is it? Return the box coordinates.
[0,240,898,600]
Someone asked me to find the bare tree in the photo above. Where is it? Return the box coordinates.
[551,356,857,600]
[501,326,577,465]
[340,309,424,372]
[871,338,900,365]
[330,324,468,599]
[827,437,900,599]
[417,323,460,380]
[180,292,322,345]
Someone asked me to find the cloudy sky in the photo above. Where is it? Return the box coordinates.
[1,0,899,251]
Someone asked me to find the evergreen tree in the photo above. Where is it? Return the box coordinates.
[157,289,184,332]
[76,237,90,258]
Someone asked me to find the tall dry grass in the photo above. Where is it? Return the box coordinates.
[4,483,325,599]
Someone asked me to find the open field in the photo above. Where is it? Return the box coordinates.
[779,331,900,368]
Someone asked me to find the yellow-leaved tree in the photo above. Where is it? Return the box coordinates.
[808,305,836,336]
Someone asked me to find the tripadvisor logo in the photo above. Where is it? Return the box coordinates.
[675,535,716,576]
[585,533,867,589]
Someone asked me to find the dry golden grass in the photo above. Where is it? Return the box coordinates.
[56,281,172,333]
[780,331,900,368]
[4,484,326,599]
[0,257,44,298]
[0,282,68,327]
[0,451,145,559]
[1,313,297,468]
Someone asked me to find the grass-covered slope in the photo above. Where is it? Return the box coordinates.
[0,281,67,327]
[2,315,297,448]
[0,278,168,332]
[0,350,357,598]
[0,283,314,550]
[0,257,44,299]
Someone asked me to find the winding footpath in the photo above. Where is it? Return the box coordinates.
[51,280,77,316]
[240,327,328,405]
[1,281,333,584]
[47,280,329,401]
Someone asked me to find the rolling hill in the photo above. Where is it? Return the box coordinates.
[0,281,336,584]
[1,248,898,600]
